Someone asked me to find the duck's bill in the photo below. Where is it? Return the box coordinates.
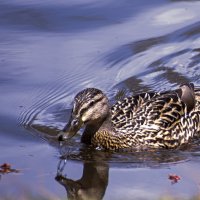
[58,116,83,141]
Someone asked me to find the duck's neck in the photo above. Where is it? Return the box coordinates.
[81,113,112,145]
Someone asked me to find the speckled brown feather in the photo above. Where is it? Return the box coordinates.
[91,84,200,150]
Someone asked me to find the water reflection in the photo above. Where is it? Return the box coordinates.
[56,153,109,200]
[55,146,193,200]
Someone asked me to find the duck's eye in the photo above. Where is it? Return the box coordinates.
[71,118,79,126]
[88,100,95,108]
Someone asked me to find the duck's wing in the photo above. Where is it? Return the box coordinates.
[134,92,186,130]
[111,92,160,128]
[132,83,196,130]
[112,83,196,131]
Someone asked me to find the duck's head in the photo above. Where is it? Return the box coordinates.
[58,88,110,141]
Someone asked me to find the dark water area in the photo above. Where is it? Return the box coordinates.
[1,0,200,199]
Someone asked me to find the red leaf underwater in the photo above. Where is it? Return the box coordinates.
[168,174,181,184]
[0,163,20,174]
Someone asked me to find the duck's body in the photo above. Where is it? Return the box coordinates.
[59,83,200,150]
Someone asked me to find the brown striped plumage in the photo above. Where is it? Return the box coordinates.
[59,83,200,150]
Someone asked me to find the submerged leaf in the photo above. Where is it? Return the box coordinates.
[0,163,20,174]
[168,174,181,184]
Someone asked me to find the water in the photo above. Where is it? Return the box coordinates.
[1,0,200,199]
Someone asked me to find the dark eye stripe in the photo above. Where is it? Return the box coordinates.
[80,107,87,116]
[88,100,95,108]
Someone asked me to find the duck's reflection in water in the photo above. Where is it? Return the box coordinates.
[55,144,193,200]
[55,157,109,200]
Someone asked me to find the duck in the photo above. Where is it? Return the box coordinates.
[58,83,200,150]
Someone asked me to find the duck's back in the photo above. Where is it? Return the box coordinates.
[110,85,200,148]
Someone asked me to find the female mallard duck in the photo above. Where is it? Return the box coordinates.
[58,83,200,150]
